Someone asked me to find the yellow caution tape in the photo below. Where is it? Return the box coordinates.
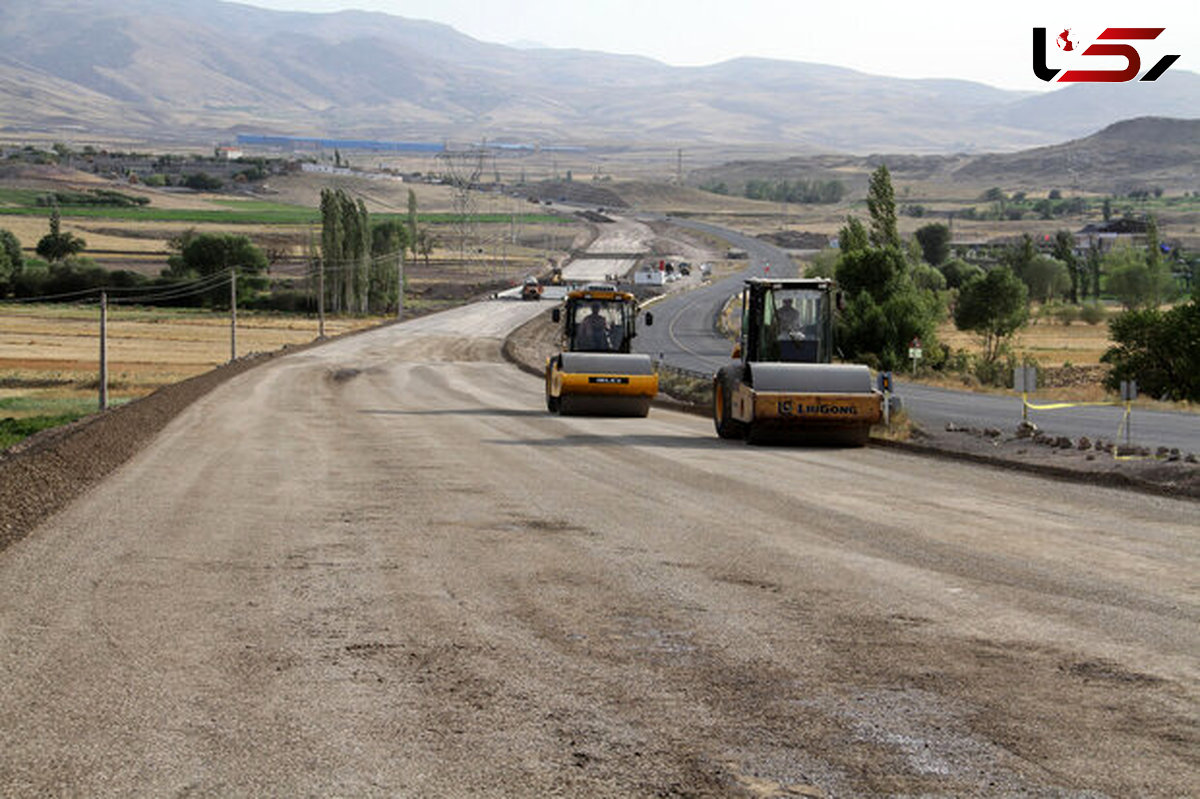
[1020,395,1161,461]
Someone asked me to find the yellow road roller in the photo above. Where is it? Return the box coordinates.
[713,278,882,445]
[545,284,657,417]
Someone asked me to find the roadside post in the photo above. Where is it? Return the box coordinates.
[99,290,108,411]
[1014,365,1037,422]
[1120,380,1138,447]
[229,267,238,363]
[878,371,893,429]
[908,338,922,375]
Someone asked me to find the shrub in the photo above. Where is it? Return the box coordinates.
[1102,299,1200,402]
[1051,304,1080,326]
[1079,303,1107,325]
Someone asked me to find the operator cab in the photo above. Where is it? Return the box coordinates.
[740,278,834,364]
[553,284,651,354]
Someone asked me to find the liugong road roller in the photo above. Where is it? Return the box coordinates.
[713,278,882,445]
[545,284,657,417]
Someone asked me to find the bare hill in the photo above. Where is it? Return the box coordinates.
[1,0,1197,155]
[691,118,1200,195]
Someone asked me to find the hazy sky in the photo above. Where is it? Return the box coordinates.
[234,0,1195,92]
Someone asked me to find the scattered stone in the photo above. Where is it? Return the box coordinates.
[1168,449,1181,462]
[984,428,1002,439]
[1015,421,1038,439]
[1056,436,1075,449]
[1086,454,1096,461]
[1077,436,1091,451]
[946,422,963,433]
[1156,446,1170,459]
[1186,453,1198,464]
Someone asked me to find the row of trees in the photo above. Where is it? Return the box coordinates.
[1,188,425,316]
[699,177,845,204]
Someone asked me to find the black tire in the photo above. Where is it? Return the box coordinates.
[545,361,560,413]
[713,367,748,440]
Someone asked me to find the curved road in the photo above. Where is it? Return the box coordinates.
[634,220,793,373]
[1,301,1196,796]
[636,218,1200,454]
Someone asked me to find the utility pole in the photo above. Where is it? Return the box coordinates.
[99,290,108,410]
[396,247,405,321]
[229,268,237,362]
[317,255,326,339]
[676,148,683,185]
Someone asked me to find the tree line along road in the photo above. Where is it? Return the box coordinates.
[0,299,1196,796]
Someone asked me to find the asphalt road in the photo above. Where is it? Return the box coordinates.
[634,219,793,374]
[1,300,1196,796]
[636,218,1200,454]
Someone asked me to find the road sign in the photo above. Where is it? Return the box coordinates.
[1120,380,1138,402]
[1014,366,1037,393]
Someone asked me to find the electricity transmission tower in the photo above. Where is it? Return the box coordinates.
[436,146,489,267]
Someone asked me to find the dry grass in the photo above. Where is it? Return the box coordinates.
[0,304,382,415]
[939,316,1113,368]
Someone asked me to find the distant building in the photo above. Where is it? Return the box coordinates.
[215,146,244,160]
[1076,219,1149,252]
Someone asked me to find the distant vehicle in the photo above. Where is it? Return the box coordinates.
[679,264,691,276]
[521,276,543,300]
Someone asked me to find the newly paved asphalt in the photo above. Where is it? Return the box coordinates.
[635,217,1199,454]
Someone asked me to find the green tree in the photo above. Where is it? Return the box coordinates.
[171,233,268,304]
[416,229,435,265]
[1052,230,1082,303]
[1023,255,1071,304]
[838,216,869,254]
[182,173,223,191]
[836,245,906,304]
[35,206,86,263]
[0,229,22,295]
[1103,243,1170,310]
[1001,233,1037,283]
[406,189,419,260]
[910,262,947,292]
[866,164,899,249]
[369,219,408,312]
[939,257,983,290]
[1101,299,1200,401]
[804,249,839,279]
[319,188,373,313]
[954,267,1029,363]
[913,223,951,266]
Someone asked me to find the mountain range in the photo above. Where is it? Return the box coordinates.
[1,0,1197,154]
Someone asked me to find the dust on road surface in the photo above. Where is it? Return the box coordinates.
[1,301,1197,797]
